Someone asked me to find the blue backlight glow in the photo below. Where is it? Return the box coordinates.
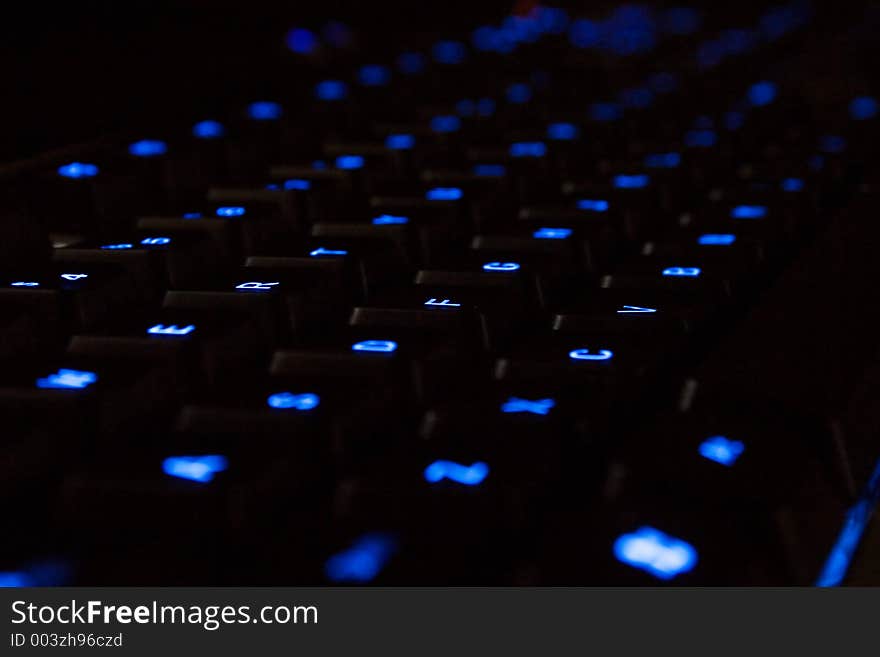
[473,164,506,177]
[590,103,621,122]
[193,120,225,139]
[141,237,170,245]
[430,115,461,133]
[267,392,320,410]
[850,96,878,121]
[385,134,415,150]
[336,155,365,170]
[58,162,98,179]
[698,233,736,245]
[433,40,466,64]
[315,80,348,101]
[163,455,228,484]
[731,205,767,219]
[483,261,520,272]
[820,135,846,154]
[685,129,717,148]
[577,199,609,212]
[11,281,39,287]
[614,526,698,580]
[663,267,701,277]
[699,435,745,466]
[547,122,579,141]
[325,533,397,583]
[36,368,97,390]
[358,65,391,87]
[352,340,397,353]
[506,83,532,104]
[534,227,571,240]
[129,139,168,157]
[426,187,462,201]
[397,52,425,75]
[782,177,804,192]
[569,348,613,361]
[248,101,282,121]
[217,206,246,217]
[284,179,311,191]
[614,174,649,189]
[510,142,547,158]
[748,81,777,107]
[424,460,489,485]
[310,247,347,257]
[285,28,317,54]
[501,397,555,416]
[147,324,195,336]
[373,214,408,225]
[645,153,681,168]
[100,243,132,250]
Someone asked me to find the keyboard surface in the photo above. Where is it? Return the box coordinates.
[3,1,880,586]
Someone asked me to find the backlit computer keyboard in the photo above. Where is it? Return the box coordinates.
[2,1,880,587]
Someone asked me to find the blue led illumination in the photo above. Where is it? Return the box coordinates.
[358,65,391,87]
[577,199,610,212]
[662,7,701,35]
[569,348,613,361]
[397,52,426,75]
[58,162,98,179]
[192,120,225,139]
[140,237,170,245]
[748,81,777,107]
[385,134,415,150]
[424,298,461,308]
[473,164,506,177]
[724,111,746,131]
[216,206,246,217]
[698,233,736,245]
[731,205,767,219]
[782,177,805,192]
[36,368,97,390]
[663,267,701,277]
[510,142,547,158]
[820,135,847,154]
[476,98,496,117]
[644,153,681,169]
[162,455,228,484]
[147,324,195,336]
[617,305,656,314]
[236,281,279,291]
[614,527,698,580]
[315,80,348,101]
[426,187,462,201]
[547,122,579,141]
[699,435,745,466]
[100,243,133,250]
[501,397,555,416]
[283,179,311,191]
[483,261,520,272]
[816,457,880,586]
[325,533,397,583]
[0,572,32,587]
[455,99,476,117]
[61,274,88,281]
[129,139,168,157]
[424,460,489,486]
[430,115,461,133]
[335,155,365,170]
[506,83,532,104]
[590,103,621,122]
[433,40,467,65]
[285,28,317,54]
[267,392,320,410]
[620,87,654,109]
[183,212,202,219]
[650,72,679,94]
[850,96,878,121]
[614,174,649,189]
[352,340,397,353]
[685,129,717,148]
[310,247,347,257]
[247,101,282,121]
[322,21,352,48]
[11,281,39,287]
[372,214,408,225]
[533,227,571,240]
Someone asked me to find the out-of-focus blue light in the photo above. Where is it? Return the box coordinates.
[569,348,613,361]
[472,26,499,52]
[698,233,736,245]
[315,80,348,101]
[336,155,365,170]
[473,164,506,177]
[385,134,415,150]
[147,324,195,336]
[534,227,571,240]
[396,51,425,75]
[699,435,745,466]
[748,81,777,107]
[590,103,621,122]
[719,29,757,55]
[455,99,476,117]
[247,101,282,121]
[547,122,579,141]
[163,455,228,484]
[731,205,767,219]
[322,22,353,48]
[810,155,825,172]
[685,129,717,148]
[696,40,726,69]
[430,115,461,133]
[663,267,701,277]
[569,18,600,48]
[650,72,679,94]
[58,162,98,179]
[284,179,311,191]
[536,6,569,34]
[850,96,878,121]
[424,460,489,485]
[36,368,97,390]
[577,199,609,212]
[476,98,496,117]
[193,120,225,139]
[183,212,201,219]
[0,572,32,587]
[782,177,805,192]
[724,111,745,131]
[432,40,466,64]
[644,153,681,169]
[483,261,520,272]
[662,7,701,35]
[285,28,318,54]
[352,340,397,353]
[501,396,555,416]
[100,243,132,250]
[325,533,397,583]
[373,214,408,225]
[310,247,347,257]
[358,65,391,87]
[620,87,654,109]
[510,141,547,158]
[426,187,462,201]
[506,83,532,104]
[217,206,246,217]
[614,174,649,189]
[614,526,698,580]
[129,139,168,157]
[820,135,847,154]
[267,392,320,410]
[140,237,170,245]
[601,6,657,55]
